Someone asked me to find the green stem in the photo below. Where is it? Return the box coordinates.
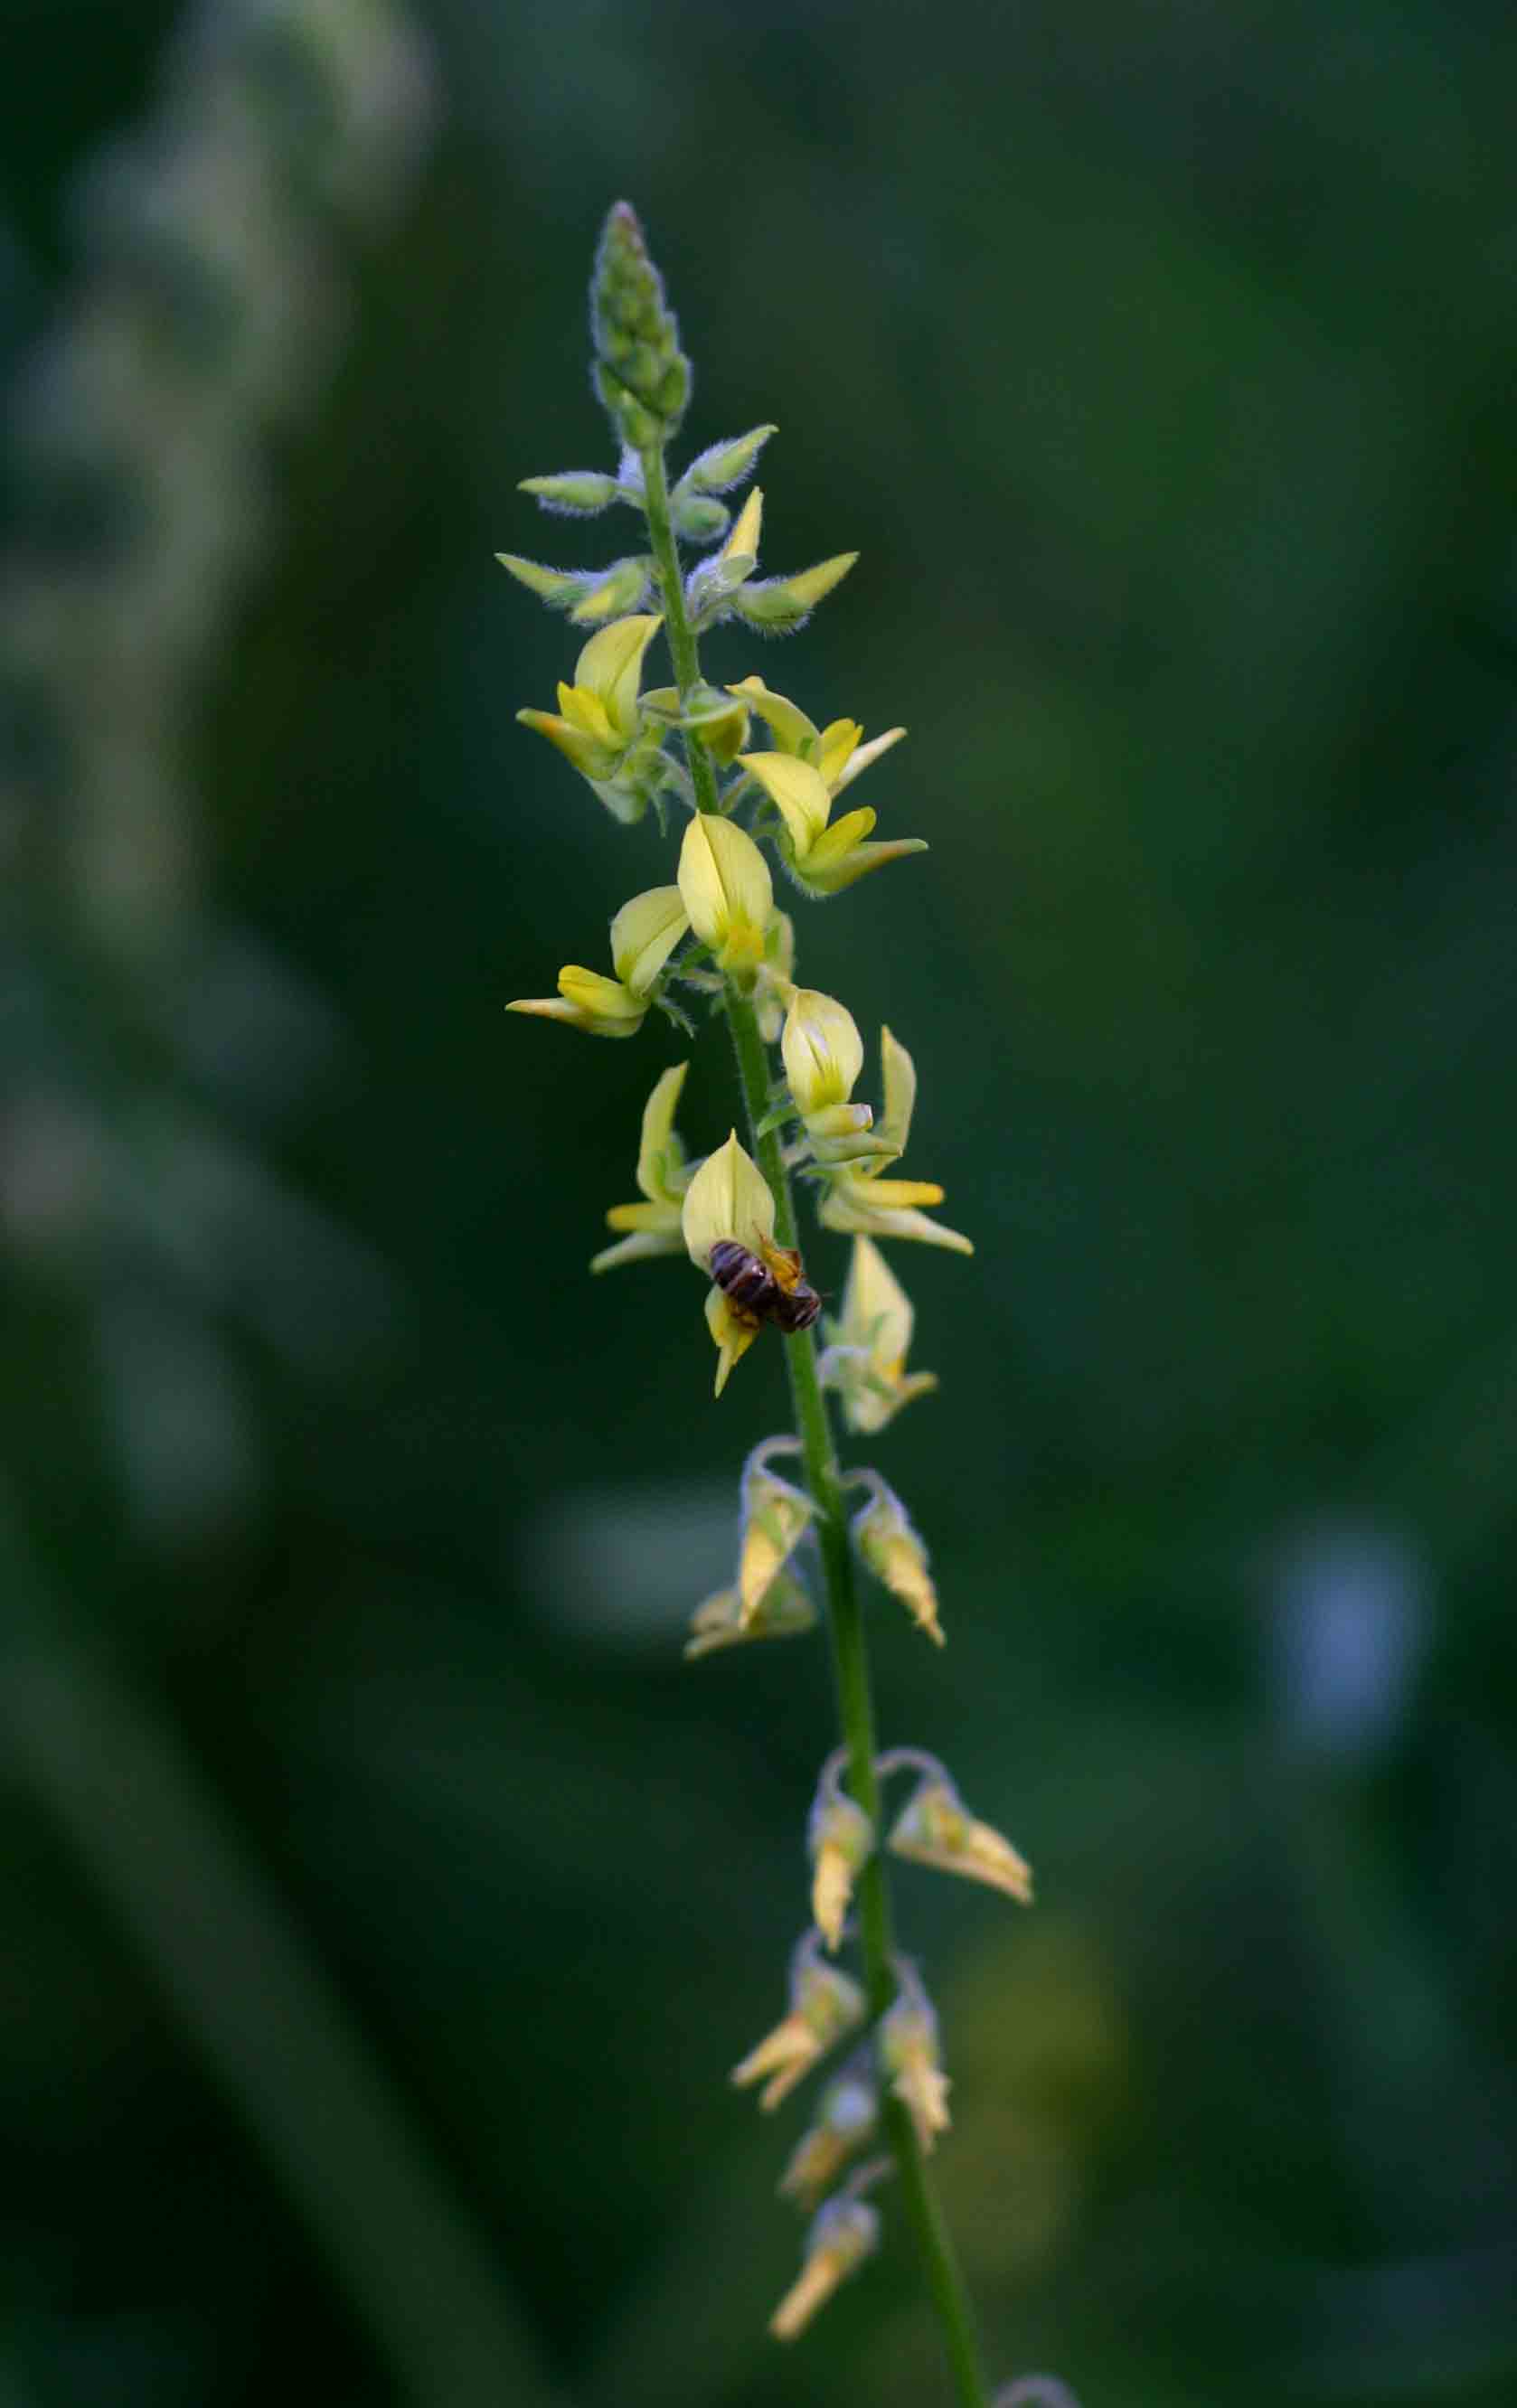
[641,440,991,2408]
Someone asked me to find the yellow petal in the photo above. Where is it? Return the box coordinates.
[556,964,643,1021]
[804,804,877,870]
[633,1061,689,1203]
[839,1234,913,1365]
[682,1131,777,1267]
[609,886,689,994]
[782,988,865,1114]
[726,674,819,756]
[738,751,832,852]
[817,717,862,787]
[798,837,928,894]
[677,813,774,968]
[515,707,607,779]
[704,1283,762,1396]
[876,1026,917,1160]
[833,724,907,791]
[557,682,617,743]
[572,613,663,737]
[721,484,763,562]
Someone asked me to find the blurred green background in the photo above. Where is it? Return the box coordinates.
[5,1,1517,2403]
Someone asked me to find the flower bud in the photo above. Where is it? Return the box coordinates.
[676,424,777,494]
[887,1773,1033,1905]
[731,550,857,633]
[671,491,730,542]
[852,1479,943,1645]
[808,1787,874,1951]
[778,2071,880,2211]
[768,2197,880,2341]
[590,202,691,446]
[518,469,620,516]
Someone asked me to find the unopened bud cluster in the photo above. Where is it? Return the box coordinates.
[501,204,1034,2365]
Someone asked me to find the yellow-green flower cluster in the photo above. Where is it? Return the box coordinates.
[499,202,1041,2366]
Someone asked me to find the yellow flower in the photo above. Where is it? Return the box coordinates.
[817,1026,973,1253]
[852,1476,944,1646]
[887,1773,1033,1905]
[821,1237,938,1434]
[677,813,773,981]
[591,1062,693,1272]
[507,883,688,1040]
[516,614,664,821]
[807,1780,874,1951]
[729,673,907,797]
[778,2071,880,2212]
[684,1570,815,1659]
[780,987,896,1171]
[880,1980,951,2155]
[769,2198,880,2341]
[681,1131,779,1395]
[731,1939,865,2112]
[738,747,927,898]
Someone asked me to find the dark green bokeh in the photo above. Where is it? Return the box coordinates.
[5,2,1517,2403]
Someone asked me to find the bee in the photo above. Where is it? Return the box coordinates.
[709,1237,823,1335]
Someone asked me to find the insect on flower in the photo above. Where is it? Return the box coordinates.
[710,1237,823,1334]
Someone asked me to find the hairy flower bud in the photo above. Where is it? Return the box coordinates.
[590,201,691,447]
[518,469,621,517]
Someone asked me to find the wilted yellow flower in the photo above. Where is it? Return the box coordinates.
[731,1942,865,2112]
[591,1062,693,1272]
[516,614,664,820]
[852,1476,943,1646]
[817,1026,973,1253]
[881,1981,951,2155]
[507,883,688,1039]
[684,1570,815,1659]
[822,1236,938,1433]
[808,1782,874,1950]
[740,748,926,898]
[778,2071,880,2212]
[769,2197,880,2341]
[887,1773,1033,1905]
[739,1444,815,1624]
[677,813,773,980]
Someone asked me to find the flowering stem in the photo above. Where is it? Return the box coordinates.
[639,437,992,2408]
